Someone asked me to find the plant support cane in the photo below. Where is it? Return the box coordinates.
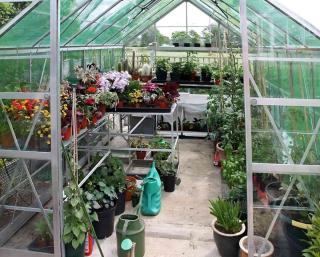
[62,86,104,257]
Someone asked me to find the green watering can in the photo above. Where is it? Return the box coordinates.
[141,161,162,216]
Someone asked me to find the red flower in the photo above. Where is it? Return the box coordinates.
[87,86,97,94]
[85,98,95,105]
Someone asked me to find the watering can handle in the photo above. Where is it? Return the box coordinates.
[122,220,130,240]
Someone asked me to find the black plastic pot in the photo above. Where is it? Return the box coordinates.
[205,43,212,47]
[211,219,245,257]
[65,240,85,257]
[201,74,212,82]
[184,43,191,47]
[194,43,200,47]
[132,193,140,208]
[156,70,167,81]
[163,175,176,192]
[173,43,179,47]
[281,212,309,257]
[92,206,116,239]
[170,72,180,81]
[115,191,125,216]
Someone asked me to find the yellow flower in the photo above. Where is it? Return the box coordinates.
[48,134,51,138]
[39,134,43,138]
[46,140,51,145]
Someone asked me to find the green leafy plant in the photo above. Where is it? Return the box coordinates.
[84,181,117,210]
[63,182,98,249]
[150,137,171,161]
[130,137,149,149]
[303,203,320,257]
[96,91,119,108]
[209,198,242,234]
[156,160,177,176]
[222,145,246,189]
[102,155,126,192]
[35,214,53,243]
[156,58,170,73]
[201,65,212,81]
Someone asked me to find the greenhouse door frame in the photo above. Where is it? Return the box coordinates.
[0,1,64,257]
[240,0,320,257]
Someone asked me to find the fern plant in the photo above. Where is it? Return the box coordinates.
[303,203,320,257]
[209,198,242,234]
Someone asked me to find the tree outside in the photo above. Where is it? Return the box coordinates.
[0,2,29,27]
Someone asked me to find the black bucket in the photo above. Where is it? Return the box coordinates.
[93,206,116,239]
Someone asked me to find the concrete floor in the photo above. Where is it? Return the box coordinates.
[92,139,221,257]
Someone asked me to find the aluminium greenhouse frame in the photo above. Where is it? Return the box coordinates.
[240,0,320,256]
[0,0,320,257]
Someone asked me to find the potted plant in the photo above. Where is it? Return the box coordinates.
[63,182,98,257]
[201,65,213,82]
[156,160,177,192]
[170,62,182,81]
[131,186,142,208]
[28,215,54,253]
[303,202,320,257]
[129,89,143,108]
[189,30,201,47]
[125,176,137,201]
[150,137,171,159]
[131,138,149,160]
[209,198,246,257]
[139,63,152,82]
[83,173,118,239]
[239,235,274,257]
[96,91,119,110]
[181,58,197,81]
[102,155,126,216]
[156,58,170,81]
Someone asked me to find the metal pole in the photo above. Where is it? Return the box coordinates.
[239,1,254,257]
[50,0,64,256]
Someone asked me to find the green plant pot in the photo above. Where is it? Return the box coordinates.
[65,241,85,257]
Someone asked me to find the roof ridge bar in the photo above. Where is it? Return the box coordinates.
[85,0,147,46]
[265,0,320,40]
[32,0,92,47]
[119,0,185,45]
[106,0,176,45]
[0,0,42,38]
[189,0,254,45]
[63,0,124,46]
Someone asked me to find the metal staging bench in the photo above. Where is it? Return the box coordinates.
[79,104,180,175]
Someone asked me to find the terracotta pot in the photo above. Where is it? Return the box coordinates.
[215,79,221,85]
[62,126,72,141]
[80,118,88,129]
[125,176,137,201]
[213,142,225,167]
[239,236,274,257]
[140,75,152,82]
[191,71,197,81]
[92,115,98,125]
[132,73,140,81]
[98,104,106,116]
[136,151,146,160]
[158,101,169,109]
[0,133,14,148]
[117,101,124,108]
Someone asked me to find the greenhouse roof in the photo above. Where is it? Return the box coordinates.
[0,0,319,49]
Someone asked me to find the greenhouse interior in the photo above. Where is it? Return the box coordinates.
[0,0,320,257]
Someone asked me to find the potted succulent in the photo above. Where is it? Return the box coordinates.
[131,138,149,160]
[201,65,213,82]
[96,91,119,110]
[239,235,274,257]
[83,173,118,239]
[28,215,54,253]
[170,62,182,81]
[139,63,152,82]
[102,155,126,216]
[156,58,170,81]
[209,198,246,257]
[156,160,177,192]
[63,182,98,257]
